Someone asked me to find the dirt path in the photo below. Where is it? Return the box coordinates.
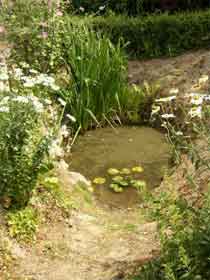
[14,208,157,280]
[9,165,158,280]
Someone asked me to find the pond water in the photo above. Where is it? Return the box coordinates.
[68,126,171,208]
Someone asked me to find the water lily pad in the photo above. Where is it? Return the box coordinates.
[119,180,129,187]
[107,168,120,175]
[120,168,131,175]
[132,166,144,173]
[109,184,123,193]
[93,177,106,185]
[112,176,128,187]
[112,176,123,183]
[131,179,146,189]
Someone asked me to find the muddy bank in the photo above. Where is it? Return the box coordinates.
[128,49,210,96]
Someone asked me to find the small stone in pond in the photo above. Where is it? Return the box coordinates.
[93,177,106,185]
[107,168,120,175]
[132,166,144,173]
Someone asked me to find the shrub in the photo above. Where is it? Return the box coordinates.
[92,10,210,58]
[71,0,210,15]
[0,95,51,207]
[133,189,210,280]
[0,0,56,71]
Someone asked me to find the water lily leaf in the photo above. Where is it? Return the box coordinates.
[93,177,106,185]
[109,184,123,193]
[132,166,144,173]
[112,176,124,183]
[120,168,131,175]
[107,168,120,175]
[120,181,129,187]
[112,176,128,187]
[131,179,146,189]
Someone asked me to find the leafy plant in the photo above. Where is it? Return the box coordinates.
[92,10,210,58]
[132,183,210,280]
[7,207,38,242]
[0,95,50,207]
[58,20,128,131]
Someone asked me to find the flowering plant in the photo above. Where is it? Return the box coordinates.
[0,94,51,207]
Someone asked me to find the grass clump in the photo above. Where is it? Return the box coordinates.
[59,20,128,131]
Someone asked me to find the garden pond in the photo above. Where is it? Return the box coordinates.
[69,126,171,208]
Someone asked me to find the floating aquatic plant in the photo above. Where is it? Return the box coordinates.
[132,166,144,173]
[109,184,123,193]
[107,168,120,175]
[120,168,131,175]
[93,177,106,185]
[131,179,146,189]
[93,164,147,194]
[112,176,128,186]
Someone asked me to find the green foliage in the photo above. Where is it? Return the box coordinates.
[0,0,58,72]
[71,0,210,15]
[92,10,210,58]
[2,1,130,131]
[0,96,50,207]
[7,207,38,242]
[58,21,128,131]
[133,187,210,280]
[42,176,74,213]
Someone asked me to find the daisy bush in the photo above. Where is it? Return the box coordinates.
[0,58,66,208]
[0,94,52,207]
[151,76,210,137]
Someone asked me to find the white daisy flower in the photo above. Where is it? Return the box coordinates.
[188,106,202,118]
[155,96,176,103]
[161,113,176,119]
[0,106,9,113]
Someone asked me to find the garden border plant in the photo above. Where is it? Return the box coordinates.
[91,9,210,58]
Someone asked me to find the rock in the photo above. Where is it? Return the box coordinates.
[67,171,91,187]
[56,160,91,187]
